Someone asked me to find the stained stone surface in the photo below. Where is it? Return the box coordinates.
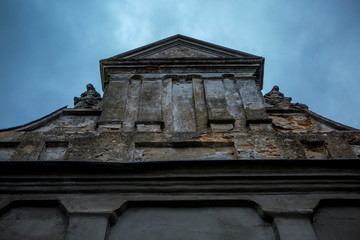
[0,143,18,161]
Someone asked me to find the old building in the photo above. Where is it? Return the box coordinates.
[0,35,359,240]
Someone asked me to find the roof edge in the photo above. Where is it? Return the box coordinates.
[101,34,262,61]
[0,106,68,132]
[0,108,102,132]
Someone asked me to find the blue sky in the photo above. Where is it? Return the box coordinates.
[0,0,359,129]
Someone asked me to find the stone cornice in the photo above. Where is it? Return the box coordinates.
[1,160,358,194]
[100,58,264,90]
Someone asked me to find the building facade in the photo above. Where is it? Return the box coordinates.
[0,35,359,240]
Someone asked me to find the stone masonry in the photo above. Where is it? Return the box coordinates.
[0,35,359,240]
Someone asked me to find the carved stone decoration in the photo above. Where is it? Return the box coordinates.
[264,85,308,109]
[74,84,102,109]
[264,85,292,107]
[143,46,217,58]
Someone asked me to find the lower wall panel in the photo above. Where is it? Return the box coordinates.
[109,206,275,240]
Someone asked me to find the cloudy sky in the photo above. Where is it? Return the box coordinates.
[0,0,359,129]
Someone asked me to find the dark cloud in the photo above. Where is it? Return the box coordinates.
[0,0,359,129]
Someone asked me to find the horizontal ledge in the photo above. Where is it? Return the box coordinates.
[0,159,359,175]
[63,109,102,116]
[208,119,235,125]
[135,121,165,129]
[101,59,263,64]
[246,119,272,125]
[1,184,359,195]
[135,141,234,148]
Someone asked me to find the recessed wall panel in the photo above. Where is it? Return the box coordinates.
[0,207,67,240]
[172,80,197,132]
[134,142,236,161]
[312,205,360,240]
[108,207,275,240]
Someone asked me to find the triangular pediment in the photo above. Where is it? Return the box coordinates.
[105,34,260,60]
[140,44,221,59]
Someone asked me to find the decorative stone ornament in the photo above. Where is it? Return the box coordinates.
[264,85,308,109]
[264,85,292,107]
[74,84,102,109]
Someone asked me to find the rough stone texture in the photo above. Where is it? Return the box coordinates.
[38,142,68,161]
[98,79,129,130]
[0,142,18,161]
[350,145,360,158]
[204,79,233,122]
[137,79,163,123]
[0,35,359,240]
[134,142,236,161]
[238,80,269,122]
[172,78,197,132]
[3,81,356,162]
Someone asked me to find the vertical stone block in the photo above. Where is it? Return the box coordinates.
[123,78,141,132]
[204,79,234,130]
[237,80,268,123]
[162,77,173,132]
[223,76,246,129]
[172,78,197,132]
[192,76,208,132]
[204,79,232,121]
[99,78,129,131]
[135,79,164,131]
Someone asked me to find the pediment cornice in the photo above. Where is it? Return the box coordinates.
[102,34,262,61]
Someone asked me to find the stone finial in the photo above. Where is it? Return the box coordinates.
[74,84,102,109]
[264,85,308,109]
[264,85,292,107]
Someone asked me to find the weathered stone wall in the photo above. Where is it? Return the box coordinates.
[1,73,359,162]
[0,35,359,240]
[1,35,358,162]
[0,92,358,162]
